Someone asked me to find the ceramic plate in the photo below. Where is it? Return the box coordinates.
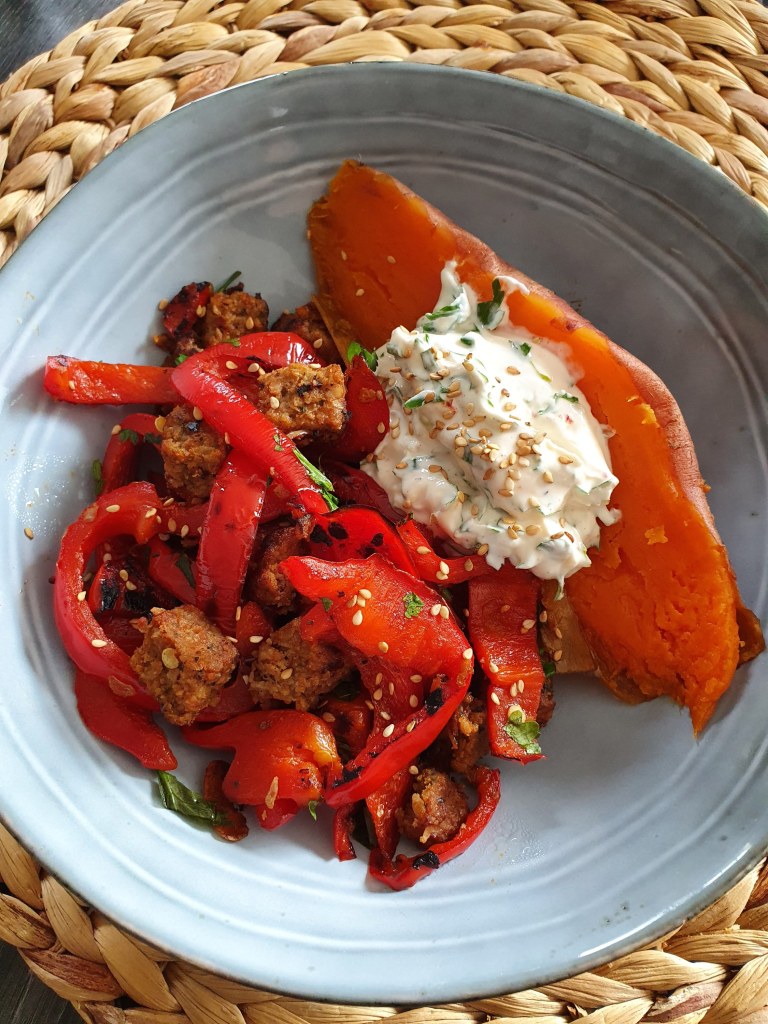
[1,65,767,1004]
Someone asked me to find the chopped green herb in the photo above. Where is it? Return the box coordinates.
[273,433,284,453]
[459,335,475,347]
[555,391,579,404]
[539,651,556,678]
[175,552,196,589]
[321,597,333,612]
[92,459,103,496]
[518,342,532,357]
[294,449,339,511]
[403,592,424,619]
[215,270,242,292]
[224,337,241,347]
[403,393,427,409]
[307,800,319,821]
[503,707,542,756]
[118,428,140,445]
[347,341,378,371]
[174,353,188,365]
[143,432,163,445]
[424,302,460,322]
[477,278,505,327]
[156,771,226,826]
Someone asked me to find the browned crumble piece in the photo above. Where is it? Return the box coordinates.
[247,518,312,613]
[247,618,352,711]
[250,363,346,439]
[397,768,469,846]
[272,301,336,363]
[130,605,238,726]
[449,696,490,775]
[160,403,227,504]
[201,289,269,347]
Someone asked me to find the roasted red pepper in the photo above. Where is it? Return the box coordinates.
[305,507,414,574]
[323,462,403,524]
[74,670,176,770]
[397,520,493,585]
[44,356,178,406]
[333,804,359,862]
[195,451,266,633]
[170,345,329,516]
[99,413,162,494]
[163,281,212,338]
[320,694,372,759]
[235,331,324,369]
[468,565,545,763]
[280,554,473,806]
[183,710,341,828]
[146,536,197,605]
[328,356,388,462]
[235,601,272,659]
[54,482,163,705]
[203,760,249,842]
[368,766,500,890]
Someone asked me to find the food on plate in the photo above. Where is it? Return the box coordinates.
[44,164,764,890]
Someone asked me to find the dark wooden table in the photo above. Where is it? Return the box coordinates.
[1,7,118,1023]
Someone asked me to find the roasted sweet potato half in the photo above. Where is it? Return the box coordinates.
[308,160,764,733]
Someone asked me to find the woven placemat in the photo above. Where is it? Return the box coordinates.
[2,1,768,1020]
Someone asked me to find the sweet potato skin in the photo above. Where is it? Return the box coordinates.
[308,160,764,731]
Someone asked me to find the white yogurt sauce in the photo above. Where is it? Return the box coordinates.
[363,263,619,584]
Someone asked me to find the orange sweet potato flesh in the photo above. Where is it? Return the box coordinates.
[308,161,764,733]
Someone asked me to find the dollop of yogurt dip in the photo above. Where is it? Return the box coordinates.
[363,264,620,585]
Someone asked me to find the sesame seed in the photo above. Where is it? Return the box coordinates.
[192,406,203,421]
[387,255,396,264]
[555,627,563,640]
[265,776,279,810]
[163,497,176,507]
[456,491,466,504]
[365,700,374,710]
[91,638,108,648]
[455,437,468,448]
[105,504,120,513]
[68,380,76,391]
[406,721,416,733]
[423,392,435,404]
[410,674,422,683]
[167,518,177,534]
[357,598,366,608]
[436,571,448,581]
[269,396,280,410]
[489,661,499,674]
[23,527,34,540]
[490,691,501,705]
[377,423,386,434]
[438,561,450,576]
[180,524,190,539]
[522,619,536,631]
[355,288,365,297]
[225,360,238,370]
[462,648,473,660]
[347,596,358,608]
[543,470,554,483]
[539,611,548,623]
[509,682,518,696]
[154,416,166,432]
[195,305,206,317]
[382,723,395,738]
[111,424,121,436]
[280,668,294,680]
[77,591,87,602]
[161,648,179,669]
[248,362,260,373]
[373,687,383,701]
[439,606,450,620]
[125,581,137,591]
[558,455,574,465]
[477,544,489,556]
[249,635,264,644]
[341,250,347,260]
[313,339,323,349]
[430,604,441,617]
[145,508,157,519]
[409,764,419,775]
[380,711,392,722]
[378,641,389,653]
[102,553,112,563]
[525,524,541,536]
[553,650,563,662]
[322,711,336,723]
[417,546,431,555]
[158,298,169,310]
[519,680,525,692]
[119,569,129,582]
[352,610,363,626]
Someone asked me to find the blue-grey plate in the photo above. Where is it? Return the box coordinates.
[0,64,766,1004]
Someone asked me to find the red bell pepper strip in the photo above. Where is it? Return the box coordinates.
[170,346,329,516]
[194,675,255,723]
[319,695,372,759]
[54,482,163,706]
[235,331,324,369]
[99,413,162,494]
[195,451,266,633]
[327,356,388,463]
[366,770,411,860]
[183,710,341,827]
[323,462,403,524]
[97,613,145,657]
[202,760,249,842]
[368,766,501,890]
[397,520,494,585]
[163,281,212,338]
[306,507,414,574]
[74,670,176,770]
[235,601,273,659]
[280,554,473,806]
[333,804,358,862]
[146,536,197,605]
[44,356,179,406]
[155,500,209,538]
[468,564,545,764]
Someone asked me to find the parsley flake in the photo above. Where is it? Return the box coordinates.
[347,341,378,371]
[321,597,333,612]
[273,433,284,453]
[175,552,196,589]
[118,428,140,445]
[503,707,542,756]
[518,342,532,357]
[555,391,579,404]
[403,592,424,619]
[174,353,188,365]
[143,432,163,445]
[307,800,319,821]
[215,270,242,292]
[477,278,505,328]
[91,459,103,496]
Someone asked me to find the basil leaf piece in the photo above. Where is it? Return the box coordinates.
[403,592,424,619]
[175,553,196,589]
[156,771,226,825]
[503,707,542,756]
[321,597,333,612]
[477,278,505,327]
[294,449,339,511]
[347,341,378,371]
